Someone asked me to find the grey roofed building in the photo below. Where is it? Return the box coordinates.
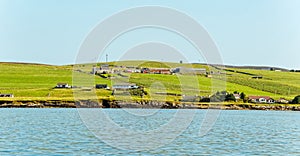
[172,67,206,75]
[92,64,111,74]
[112,83,139,90]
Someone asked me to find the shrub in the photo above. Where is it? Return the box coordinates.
[225,94,236,101]
[291,95,300,104]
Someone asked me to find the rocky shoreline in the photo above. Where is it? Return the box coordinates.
[0,99,300,111]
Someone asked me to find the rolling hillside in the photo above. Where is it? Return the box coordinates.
[0,61,299,102]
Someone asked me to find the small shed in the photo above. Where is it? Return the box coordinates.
[96,84,108,89]
[252,76,263,79]
[277,98,289,104]
[206,74,212,78]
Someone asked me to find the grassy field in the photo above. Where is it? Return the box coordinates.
[0,62,110,101]
[0,61,299,102]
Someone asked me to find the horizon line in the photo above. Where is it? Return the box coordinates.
[0,60,297,70]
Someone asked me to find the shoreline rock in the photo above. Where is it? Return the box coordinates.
[0,100,299,111]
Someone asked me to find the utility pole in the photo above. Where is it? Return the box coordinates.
[106,54,108,63]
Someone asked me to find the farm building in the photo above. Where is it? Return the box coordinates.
[55,83,71,88]
[141,68,150,73]
[92,64,111,74]
[141,68,171,74]
[124,66,141,73]
[112,83,139,90]
[248,96,275,104]
[151,68,171,74]
[92,67,99,74]
[0,94,14,98]
[100,64,109,69]
[172,67,206,75]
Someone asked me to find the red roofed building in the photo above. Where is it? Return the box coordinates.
[248,96,275,104]
[141,68,171,74]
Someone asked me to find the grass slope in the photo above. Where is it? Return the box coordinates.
[225,68,300,98]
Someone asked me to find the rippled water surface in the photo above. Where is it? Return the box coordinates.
[0,109,299,155]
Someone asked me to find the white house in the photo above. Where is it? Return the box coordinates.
[248,96,275,104]
[0,94,14,98]
[112,83,139,90]
[56,83,71,88]
[233,94,241,100]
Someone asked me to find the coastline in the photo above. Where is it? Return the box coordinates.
[0,99,300,111]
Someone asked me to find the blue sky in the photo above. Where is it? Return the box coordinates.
[0,0,299,69]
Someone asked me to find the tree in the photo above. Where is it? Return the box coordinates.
[210,91,226,102]
[225,93,236,101]
[240,92,246,100]
[200,97,210,102]
[221,90,227,95]
[210,95,225,102]
[291,95,300,104]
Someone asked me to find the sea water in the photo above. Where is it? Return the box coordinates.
[0,108,299,155]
